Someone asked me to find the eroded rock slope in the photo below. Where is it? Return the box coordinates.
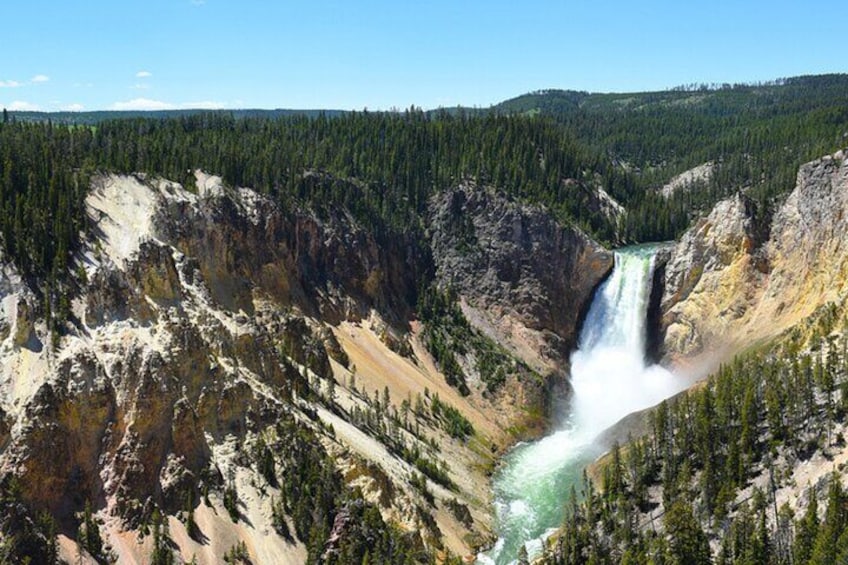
[0,172,610,563]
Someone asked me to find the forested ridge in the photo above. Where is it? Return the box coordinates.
[495,74,848,241]
[2,74,848,563]
[0,107,669,342]
[0,110,636,283]
[4,75,847,291]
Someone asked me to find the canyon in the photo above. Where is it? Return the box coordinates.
[1,81,847,563]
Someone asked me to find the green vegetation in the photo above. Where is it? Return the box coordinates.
[2,74,848,565]
[150,508,175,565]
[77,500,106,563]
[418,285,540,394]
[0,109,621,280]
[430,394,474,440]
[268,416,428,564]
[496,75,848,240]
[541,314,848,564]
[0,108,627,343]
[223,541,250,564]
[6,108,347,126]
[445,497,474,528]
[2,76,847,341]
[418,286,473,393]
[0,476,58,564]
[223,478,240,522]
[346,382,456,489]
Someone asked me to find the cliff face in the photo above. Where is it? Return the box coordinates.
[661,150,848,362]
[429,184,613,372]
[0,172,608,562]
[152,172,429,325]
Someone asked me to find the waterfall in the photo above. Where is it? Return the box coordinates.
[480,245,686,565]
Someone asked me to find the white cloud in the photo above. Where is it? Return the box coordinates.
[132,83,151,90]
[1,75,49,88]
[135,71,153,78]
[8,101,40,111]
[112,98,175,111]
[111,98,229,111]
[181,101,226,109]
[62,103,85,112]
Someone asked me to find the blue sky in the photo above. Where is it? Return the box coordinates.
[1,0,843,112]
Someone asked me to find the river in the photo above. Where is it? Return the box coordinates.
[480,245,689,564]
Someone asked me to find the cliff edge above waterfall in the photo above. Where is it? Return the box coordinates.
[429,183,613,373]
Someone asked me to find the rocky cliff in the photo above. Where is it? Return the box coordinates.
[661,150,848,364]
[0,172,609,563]
[429,184,613,372]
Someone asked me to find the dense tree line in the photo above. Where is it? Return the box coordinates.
[0,106,693,295]
[541,305,848,564]
[3,75,848,324]
[499,74,848,238]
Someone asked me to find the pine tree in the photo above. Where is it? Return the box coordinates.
[151,508,174,565]
[664,499,711,565]
[809,475,846,565]
[793,487,819,564]
[77,499,103,561]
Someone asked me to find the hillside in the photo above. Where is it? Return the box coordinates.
[494,75,848,240]
[539,150,848,565]
[8,74,848,246]
[0,169,609,563]
[2,75,848,564]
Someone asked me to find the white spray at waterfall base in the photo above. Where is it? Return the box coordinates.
[480,245,689,565]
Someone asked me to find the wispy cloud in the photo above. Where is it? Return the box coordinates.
[8,101,40,111]
[190,0,206,5]
[182,101,226,110]
[2,75,49,88]
[111,98,228,111]
[135,71,153,78]
[62,103,85,112]
[132,83,151,90]
[112,98,175,111]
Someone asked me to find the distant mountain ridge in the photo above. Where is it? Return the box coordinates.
[6,107,347,125]
[8,73,847,124]
[491,73,848,114]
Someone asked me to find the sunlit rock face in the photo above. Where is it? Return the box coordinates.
[661,150,848,363]
[0,170,613,562]
[429,183,613,371]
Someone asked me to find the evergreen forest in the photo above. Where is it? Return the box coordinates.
[2,74,848,564]
[541,305,848,565]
